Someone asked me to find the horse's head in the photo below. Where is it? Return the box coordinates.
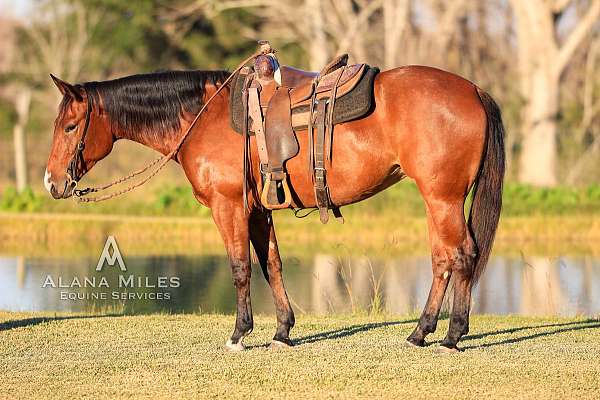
[45,75,113,199]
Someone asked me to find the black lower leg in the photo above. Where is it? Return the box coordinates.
[440,314,469,349]
[441,273,472,350]
[249,213,295,345]
[230,259,253,344]
[407,274,451,346]
[256,255,294,343]
[266,257,295,345]
[272,296,295,345]
[408,313,439,346]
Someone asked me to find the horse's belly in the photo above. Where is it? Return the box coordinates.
[285,123,400,208]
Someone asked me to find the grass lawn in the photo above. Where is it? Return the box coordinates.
[0,313,599,399]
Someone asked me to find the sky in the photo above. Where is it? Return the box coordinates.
[0,0,32,19]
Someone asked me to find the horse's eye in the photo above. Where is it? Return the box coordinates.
[64,124,77,133]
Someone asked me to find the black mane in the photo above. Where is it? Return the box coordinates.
[79,70,231,140]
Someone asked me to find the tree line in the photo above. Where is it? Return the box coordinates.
[1,0,599,190]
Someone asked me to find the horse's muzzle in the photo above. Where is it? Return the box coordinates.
[49,179,75,199]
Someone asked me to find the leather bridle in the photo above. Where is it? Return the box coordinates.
[63,91,93,198]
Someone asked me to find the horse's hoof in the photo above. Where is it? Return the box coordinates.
[224,339,245,352]
[404,339,424,348]
[436,344,461,354]
[269,339,293,349]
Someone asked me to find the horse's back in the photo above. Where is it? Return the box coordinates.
[374,65,487,189]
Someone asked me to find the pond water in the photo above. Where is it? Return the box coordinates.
[1,253,599,317]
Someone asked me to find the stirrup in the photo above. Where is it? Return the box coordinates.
[261,174,292,210]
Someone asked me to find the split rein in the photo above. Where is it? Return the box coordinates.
[68,51,262,203]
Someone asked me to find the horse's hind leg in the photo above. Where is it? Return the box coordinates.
[211,195,253,351]
[249,210,295,347]
[439,232,477,352]
[407,195,476,350]
[406,202,452,347]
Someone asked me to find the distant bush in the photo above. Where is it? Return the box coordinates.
[344,181,600,217]
[153,185,211,217]
[501,184,600,216]
[0,187,44,212]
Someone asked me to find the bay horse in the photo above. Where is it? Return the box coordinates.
[45,65,504,352]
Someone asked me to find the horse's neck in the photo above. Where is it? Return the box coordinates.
[108,83,222,158]
[112,119,185,157]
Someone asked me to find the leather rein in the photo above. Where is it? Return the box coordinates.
[67,50,262,203]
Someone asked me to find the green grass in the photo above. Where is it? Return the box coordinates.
[0,313,599,399]
[2,182,600,217]
[0,185,212,217]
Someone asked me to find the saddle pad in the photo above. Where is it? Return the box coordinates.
[229,65,380,135]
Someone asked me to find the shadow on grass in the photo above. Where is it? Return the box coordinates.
[0,314,123,332]
[252,318,600,350]
[250,318,418,349]
[460,319,600,349]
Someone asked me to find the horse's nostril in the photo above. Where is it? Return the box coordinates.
[50,185,63,199]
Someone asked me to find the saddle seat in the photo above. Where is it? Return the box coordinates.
[278,66,318,88]
[289,64,366,107]
[274,54,366,109]
[278,53,349,89]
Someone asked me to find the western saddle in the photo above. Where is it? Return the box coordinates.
[238,41,371,223]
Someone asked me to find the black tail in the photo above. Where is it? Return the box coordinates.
[469,88,505,285]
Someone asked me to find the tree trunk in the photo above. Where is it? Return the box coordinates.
[383,0,409,69]
[518,68,559,186]
[13,88,31,193]
[512,1,559,186]
[511,0,600,186]
[306,0,329,70]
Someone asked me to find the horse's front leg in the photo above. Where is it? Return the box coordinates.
[249,210,295,347]
[211,195,253,351]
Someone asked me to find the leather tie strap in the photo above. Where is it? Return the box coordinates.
[326,66,346,163]
[242,73,253,213]
[307,81,317,179]
[314,99,329,224]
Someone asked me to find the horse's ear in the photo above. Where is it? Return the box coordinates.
[50,74,83,102]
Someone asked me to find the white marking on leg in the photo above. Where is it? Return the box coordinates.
[269,241,276,250]
[270,339,292,349]
[43,169,53,193]
[225,339,245,352]
[443,271,449,280]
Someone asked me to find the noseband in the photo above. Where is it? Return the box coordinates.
[63,91,93,197]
